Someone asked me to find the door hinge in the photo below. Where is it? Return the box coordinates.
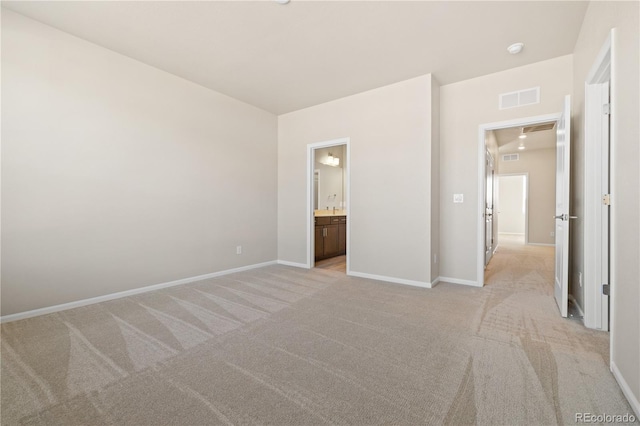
[602,284,610,296]
[602,194,611,206]
[603,103,611,115]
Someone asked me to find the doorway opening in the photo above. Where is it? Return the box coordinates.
[307,138,350,274]
[497,173,528,246]
[477,110,568,309]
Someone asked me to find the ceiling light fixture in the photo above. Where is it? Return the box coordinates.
[518,145,526,150]
[325,153,340,167]
[275,0,290,4]
[518,128,527,139]
[507,42,524,55]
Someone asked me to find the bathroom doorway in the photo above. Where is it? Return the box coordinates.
[307,138,350,274]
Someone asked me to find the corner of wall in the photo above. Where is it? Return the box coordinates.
[431,76,441,281]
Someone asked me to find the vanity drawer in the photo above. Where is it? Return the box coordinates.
[315,217,331,226]
[330,216,347,224]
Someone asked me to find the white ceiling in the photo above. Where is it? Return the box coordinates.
[494,123,557,154]
[2,1,589,114]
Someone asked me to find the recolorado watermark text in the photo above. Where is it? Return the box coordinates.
[575,412,636,423]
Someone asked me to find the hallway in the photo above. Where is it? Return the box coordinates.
[474,237,635,423]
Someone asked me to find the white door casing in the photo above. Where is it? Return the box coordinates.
[599,82,610,331]
[554,95,572,318]
[306,138,351,271]
[584,31,612,331]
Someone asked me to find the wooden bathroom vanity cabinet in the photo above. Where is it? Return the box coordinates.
[314,215,346,261]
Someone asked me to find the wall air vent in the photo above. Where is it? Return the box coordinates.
[499,87,540,110]
[502,154,519,162]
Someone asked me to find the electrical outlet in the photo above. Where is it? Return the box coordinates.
[453,194,464,203]
[236,246,242,255]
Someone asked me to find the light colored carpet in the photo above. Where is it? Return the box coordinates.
[2,240,636,425]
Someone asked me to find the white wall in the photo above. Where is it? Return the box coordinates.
[1,11,278,316]
[498,175,526,235]
[439,56,572,284]
[278,75,435,286]
[571,0,640,413]
[499,149,556,244]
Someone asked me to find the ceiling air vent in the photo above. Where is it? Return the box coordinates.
[502,154,519,162]
[523,122,556,133]
[499,87,540,110]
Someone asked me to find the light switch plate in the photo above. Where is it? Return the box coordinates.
[453,194,464,203]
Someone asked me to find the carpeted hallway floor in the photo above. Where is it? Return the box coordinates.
[2,239,636,425]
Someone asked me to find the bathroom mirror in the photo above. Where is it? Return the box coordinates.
[313,145,346,212]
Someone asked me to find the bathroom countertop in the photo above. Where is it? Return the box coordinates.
[314,209,347,217]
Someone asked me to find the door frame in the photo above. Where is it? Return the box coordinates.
[583,30,613,331]
[477,113,561,287]
[306,137,351,271]
[497,173,529,244]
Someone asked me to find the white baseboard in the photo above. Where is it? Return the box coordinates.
[611,362,640,418]
[277,260,310,269]
[527,243,554,247]
[438,276,481,287]
[431,277,441,287]
[0,260,277,324]
[348,271,431,289]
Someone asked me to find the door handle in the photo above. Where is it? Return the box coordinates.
[554,214,578,221]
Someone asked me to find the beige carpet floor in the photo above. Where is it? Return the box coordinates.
[2,240,637,425]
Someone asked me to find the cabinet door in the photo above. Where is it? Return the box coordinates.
[315,226,324,261]
[324,224,339,257]
[338,223,346,254]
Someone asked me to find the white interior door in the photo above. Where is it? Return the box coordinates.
[485,150,495,266]
[599,82,610,330]
[554,95,571,317]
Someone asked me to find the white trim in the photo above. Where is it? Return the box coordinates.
[611,362,640,418]
[528,243,554,247]
[584,30,613,332]
[348,271,432,289]
[431,277,441,287]
[307,138,351,272]
[586,32,612,83]
[438,276,481,287]
[608,28,617,372]
[0,261,277,323]
[277,260,309,269]
[478,113,561,288]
